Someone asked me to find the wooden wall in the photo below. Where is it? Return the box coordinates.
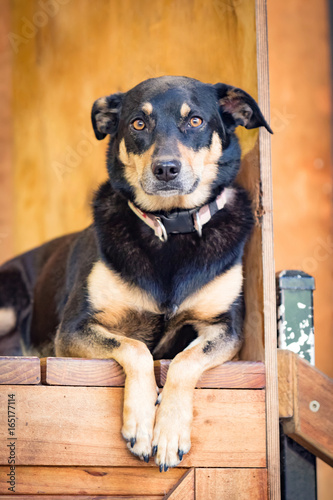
[0,0,13,263]
[10,0,259,253]
[268,0,333,498]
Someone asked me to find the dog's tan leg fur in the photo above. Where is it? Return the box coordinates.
[56,323,157,460]
[152,323,241,469]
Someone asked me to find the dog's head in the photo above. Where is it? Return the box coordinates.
[92,76,271,211]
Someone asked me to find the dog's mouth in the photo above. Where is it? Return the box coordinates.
[139,177,200,198]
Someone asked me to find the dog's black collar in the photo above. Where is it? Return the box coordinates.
[128,189,228,242]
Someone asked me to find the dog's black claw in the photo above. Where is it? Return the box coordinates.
[164,464,169,472]
[143,454,149,463]
[155,398,160,406]
[159,464,163,473]
[130,437,136,448]
[152,445,158,456]
[178,449,184,461]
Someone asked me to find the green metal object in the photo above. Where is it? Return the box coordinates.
[277,270,317,500]
[277,270,315,365]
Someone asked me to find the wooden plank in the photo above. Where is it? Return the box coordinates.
[255,0,281,498]
[155,360,265,389]
[41,357,265,388]
[268,0,333,381]
[277,350,294,418]
[0,356,40,384]
[0,386,266,467]
[164,469,194,499]
[0,497,162,500]
[279,351,333,465]
[40,357,125,386]
[196,468,268,500]
[0,466,182,495]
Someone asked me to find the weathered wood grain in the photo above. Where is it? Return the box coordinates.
[0,386,266,468]
[0,356,40,384]
[196,468,268,500]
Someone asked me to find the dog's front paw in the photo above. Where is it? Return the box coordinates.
[121,379,158,462]
[152,391,192,471]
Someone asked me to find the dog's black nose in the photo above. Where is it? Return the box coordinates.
[152,160,181,182]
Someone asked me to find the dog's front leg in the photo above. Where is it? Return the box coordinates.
[152,319,242,471]
[56,323,157,462]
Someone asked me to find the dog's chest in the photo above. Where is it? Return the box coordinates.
[87,260,243,330]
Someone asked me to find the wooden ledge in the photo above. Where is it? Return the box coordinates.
[0,356,40,384]
[40,357,265,388]
[0,356,265,389]
[278,349,333,466]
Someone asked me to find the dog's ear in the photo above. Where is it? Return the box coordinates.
[214,83,272,134]
[91,93,123,140]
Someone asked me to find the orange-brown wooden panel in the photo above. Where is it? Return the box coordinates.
[0,466,183,496]
[40,357,125,386]
[0,356,40,384]
[0,386,266,468]
[278,350,333,466]
[0,0,14,265]
[155,360,265,388]
[164,469,194,500]
[41,357,265,389]
[195,468,268,500]
[277,350,294,418]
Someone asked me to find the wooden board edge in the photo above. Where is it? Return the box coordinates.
[0,356,40,385]
[255,0,281,498]
[40,357,126,387]
[40,358,265,389]
[155,360,266,389]
[283,354,333,466]
[0,497,163,500]
[277,349,294,418]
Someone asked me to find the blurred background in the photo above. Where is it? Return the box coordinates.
[0,0,332,497]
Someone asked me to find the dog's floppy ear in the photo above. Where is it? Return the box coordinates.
[214,83,272,134]
[91,92,123,140]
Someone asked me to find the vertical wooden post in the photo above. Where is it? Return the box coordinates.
[256,0,281,498]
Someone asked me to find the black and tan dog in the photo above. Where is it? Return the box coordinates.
[0,76,271,471]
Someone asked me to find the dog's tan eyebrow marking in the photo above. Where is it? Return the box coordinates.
[142,102,153,115]
[180,103,191,118]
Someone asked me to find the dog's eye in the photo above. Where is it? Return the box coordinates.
[132,119,146,131]
[188,117,203,128]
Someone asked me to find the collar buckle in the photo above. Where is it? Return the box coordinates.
[155,217,168,242]
[194,210,202,237]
